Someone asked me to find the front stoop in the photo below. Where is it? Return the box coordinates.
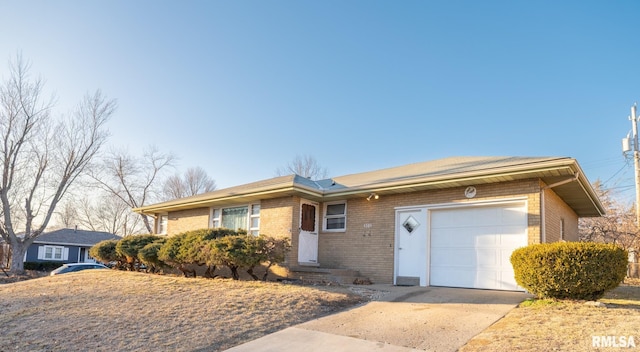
[288,266,370,285]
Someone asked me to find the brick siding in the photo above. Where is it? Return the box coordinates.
[543,187,579,242]
[166,208,210,235]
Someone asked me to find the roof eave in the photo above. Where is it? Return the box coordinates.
[134,157,604,218]
[134,184,323,215]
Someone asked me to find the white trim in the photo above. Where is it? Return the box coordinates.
[322,200,347,232]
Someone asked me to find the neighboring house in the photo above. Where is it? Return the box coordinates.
[25,228,121,264]
[133,156,604,291]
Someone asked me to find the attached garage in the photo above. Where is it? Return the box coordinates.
[395,200,528,291]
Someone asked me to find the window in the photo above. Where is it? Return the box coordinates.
[323,201,346,232]
[222,207,249,230]
[301,203,316,232]
[560,218,565,240]
[39,245,66,261]
[212,209,221,228]
[250,204,260,236]
[158,215,168,234]
[211,204,260,235]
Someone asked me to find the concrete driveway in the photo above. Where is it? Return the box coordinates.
[225,285,529,352]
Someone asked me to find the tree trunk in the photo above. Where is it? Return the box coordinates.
[9,242,27,275]
[204,265,217,278]
[262,262,274,281]
[246,266,259,281]
[230,265,240,280]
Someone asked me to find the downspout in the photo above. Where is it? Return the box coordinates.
[540,172,580,243]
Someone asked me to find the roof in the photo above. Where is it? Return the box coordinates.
[33,228,121,247]
[134,156,605,217]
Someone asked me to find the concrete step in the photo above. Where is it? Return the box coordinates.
[288,267,371,285]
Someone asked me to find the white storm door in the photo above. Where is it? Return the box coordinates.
[298,200,319,265]
[395,208,427,286]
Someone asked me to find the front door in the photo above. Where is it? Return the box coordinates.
[395,208,427,286]
[298,199,319,266]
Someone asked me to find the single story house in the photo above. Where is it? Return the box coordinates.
[25,228,121,264]
[134,156,604,291]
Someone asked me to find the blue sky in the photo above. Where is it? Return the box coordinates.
[1,1,639,202]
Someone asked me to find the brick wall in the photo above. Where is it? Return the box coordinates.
[166,208,210,235]
[259,196,297,265]
[543,187,579,242]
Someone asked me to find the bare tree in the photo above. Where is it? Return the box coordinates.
[162,166,216,200]
[276,155,329,180]
[92,146,175,233]
[0,54,114,273]
[55,201,78,229]
[70,194,144,236]
[579,180,640,251]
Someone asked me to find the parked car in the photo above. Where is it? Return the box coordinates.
[50,263,109,276]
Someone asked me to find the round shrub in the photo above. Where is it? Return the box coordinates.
[511,242,628,300]
[90,239,122,264]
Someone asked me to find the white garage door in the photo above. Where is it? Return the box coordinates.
[429,203,527,291]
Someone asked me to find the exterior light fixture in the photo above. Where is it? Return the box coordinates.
[366,193,379,201]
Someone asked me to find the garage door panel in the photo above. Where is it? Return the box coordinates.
[432,229,478,246]
[476,248,500,266]
[475,270,500,290]
[429,203,527,291]
[501,206,527,224]
[431,249,477,266]
[430,268,477,288]
[475,230,501,246]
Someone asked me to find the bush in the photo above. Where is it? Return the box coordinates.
[511,242,628,300]
[157,228,240,277]
[202,235,248,280]
[246,235,291,281]
[116,234,165,271]
[138,238,167,273]
[24,261,63,271]
[201,234,291,281]
[90,240,123,265]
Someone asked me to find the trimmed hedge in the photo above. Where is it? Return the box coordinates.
[24,261,63,271]
[138,238,167,273]
[511,242,628,300]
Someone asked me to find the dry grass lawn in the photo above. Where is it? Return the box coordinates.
[4,271,640,352]
[461,279,640,352]
[0,270,366,352]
